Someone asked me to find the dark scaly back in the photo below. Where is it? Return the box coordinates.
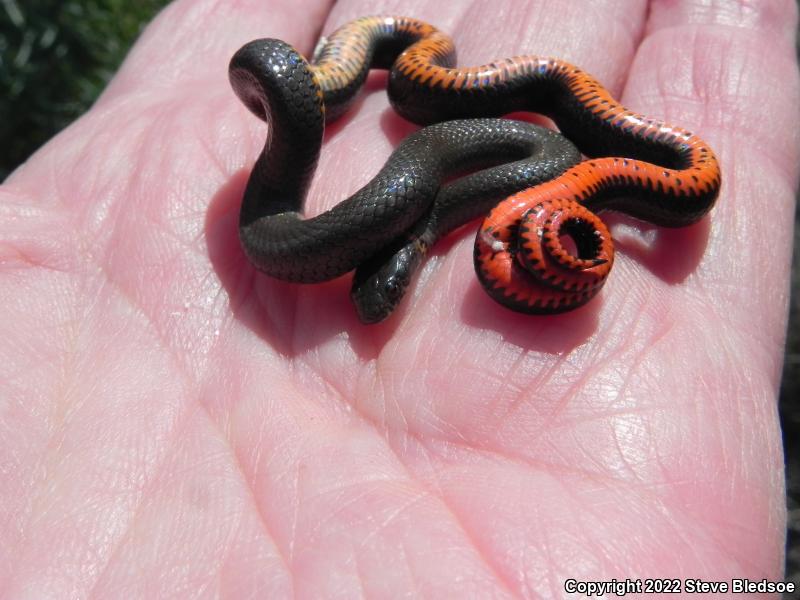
[229,39,324,222]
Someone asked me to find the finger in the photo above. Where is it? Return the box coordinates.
[325,0,646,75]
[100,0,334,102]
[626,0,799,358]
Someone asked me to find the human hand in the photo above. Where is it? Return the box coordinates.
[1,0,796,596]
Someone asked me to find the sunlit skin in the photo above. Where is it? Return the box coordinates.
[0,0,797,597]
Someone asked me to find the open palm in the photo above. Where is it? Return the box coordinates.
[1,0,796,596]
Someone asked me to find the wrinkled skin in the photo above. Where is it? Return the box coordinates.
[1,0,797,597]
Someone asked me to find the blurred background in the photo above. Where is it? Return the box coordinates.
[1,0,798,584]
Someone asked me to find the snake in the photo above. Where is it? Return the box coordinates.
[229,15,721,320]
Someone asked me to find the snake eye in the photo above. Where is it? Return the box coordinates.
[384,278,403,301]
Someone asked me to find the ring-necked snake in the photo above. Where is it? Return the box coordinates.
[229,15,721,321]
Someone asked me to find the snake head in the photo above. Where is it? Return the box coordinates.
[350,240,425,324]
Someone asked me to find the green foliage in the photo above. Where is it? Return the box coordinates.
[0,0,169,180]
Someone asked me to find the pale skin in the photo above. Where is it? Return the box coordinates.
[0,0,797,597]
